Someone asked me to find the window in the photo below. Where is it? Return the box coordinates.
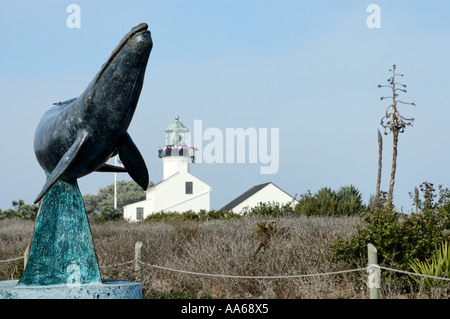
[185,181,193,194]
[136,207,144,220]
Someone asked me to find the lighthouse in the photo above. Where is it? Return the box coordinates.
[123,115,211,221]
[158,115,196,180]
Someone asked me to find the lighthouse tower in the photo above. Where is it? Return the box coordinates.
[123,115,211,221]
[158,115,197,180]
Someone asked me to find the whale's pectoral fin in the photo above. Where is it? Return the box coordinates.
[96,163,127,173]
[52,98,77,106]
[33,130,89,204]
[119,133,149,191]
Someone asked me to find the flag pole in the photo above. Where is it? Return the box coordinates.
[114,155,117,210]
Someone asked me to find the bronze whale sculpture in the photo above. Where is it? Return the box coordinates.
[33,23,152,204]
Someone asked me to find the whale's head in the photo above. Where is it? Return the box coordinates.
[86,23,153,131]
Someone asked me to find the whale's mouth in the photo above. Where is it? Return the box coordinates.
[128,22,149,37]
[93,23,151,85]
[114,22,150,54]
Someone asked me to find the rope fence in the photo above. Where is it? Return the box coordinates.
[0,256,23,263]
[1,242,449,299]
[99,261,134,268]
[137,260,368,279]
[378,265,450,282]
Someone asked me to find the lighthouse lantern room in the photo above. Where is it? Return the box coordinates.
[158,115,197,180]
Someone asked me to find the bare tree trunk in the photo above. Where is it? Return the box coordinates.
[387,130,399,204]
[375,129,382,206]
[378,65,415,207]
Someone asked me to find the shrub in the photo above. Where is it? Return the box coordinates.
[336,185,365,215]
[144,209,242,222]
[331,183,450,272]
[409,240,450,289]
[331,205,403,266]
[295,185,365,216]
[293,190,317,216]
[252,220,290,258]
[198,209,241,221]
[144,211,190,222]
[89,207,123,223]
[241,201,295,217]
[0,200,39,220]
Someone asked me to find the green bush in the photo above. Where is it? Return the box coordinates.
[241,201,295,217]
[409,240,449,289]
[331,183,450,272]
[295,185,365,216]
[198,209,241,221]
[144,211,192,222]
[144,209,242,222]
[0,200,39,220]
[89,207,123,223]
[331,205,403,266]
[336,185,365,215]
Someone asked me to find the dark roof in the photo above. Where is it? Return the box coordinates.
[219,182,272,212]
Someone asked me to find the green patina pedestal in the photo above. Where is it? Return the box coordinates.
[18,179,101,286]
[0,178,141,298]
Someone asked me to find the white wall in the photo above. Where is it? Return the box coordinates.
[161,191,210,213]
[153,171,211,214]
[123,170,211,221]
[232,183,297,214]
[123,199,153,222]
[163,155,190,180]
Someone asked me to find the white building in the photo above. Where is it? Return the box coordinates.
[219,182,297,214]
[123,115,212,221]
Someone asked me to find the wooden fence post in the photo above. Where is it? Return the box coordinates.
[135,241,142,275]
[367,243,380,299]
[23,244,30,270]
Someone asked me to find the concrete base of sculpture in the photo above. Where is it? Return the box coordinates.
[19,178,102,286]
[8,179,142,299]
[0,280,142,299]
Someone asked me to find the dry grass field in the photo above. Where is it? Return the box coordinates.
[0,216,444,299]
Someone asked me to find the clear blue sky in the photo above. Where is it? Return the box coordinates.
[1,1,450,212]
